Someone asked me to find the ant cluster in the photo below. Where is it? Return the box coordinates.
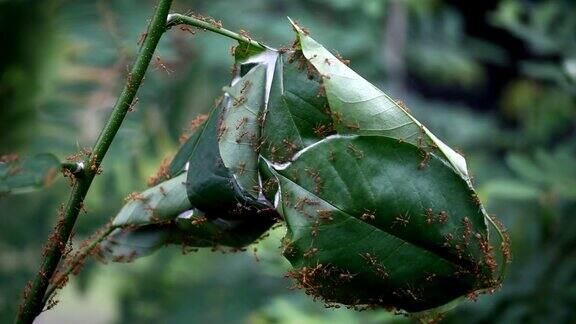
[360,252,389,279]
[186,11,223,29]
[395,99,411,113]
[179,114,208,144]
[424,208,449,225]
[179,26,196,35]
[65,147,92,164]
[493,216,511,264]
[416,135,431,170]
[313,123,332,138]
[334,52,350,66]
[147,155,172,187]
[238,29,252,41]
[285,261,390,312]
[261,178,279,198]
[346,143,364,160]
[288,49,319,81]
[282,138,300,157]
[304,168,323,194]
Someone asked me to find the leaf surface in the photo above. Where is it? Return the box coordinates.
[260,53,333,163]
[112,173,191,227]
[0,153,60,195]
[219,57,272,197]
[168,117,208,177]
[265,135,505,312]
[103,209,274,262]
[185,100,272,220]
[291,23,469,180]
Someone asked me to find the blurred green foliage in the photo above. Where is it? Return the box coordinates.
[0,0,574,323]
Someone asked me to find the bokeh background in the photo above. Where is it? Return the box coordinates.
[1,0,575,323]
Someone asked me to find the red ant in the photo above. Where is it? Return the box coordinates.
[154,56,173,74]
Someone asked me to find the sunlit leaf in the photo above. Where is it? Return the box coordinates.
[291,21,470,180]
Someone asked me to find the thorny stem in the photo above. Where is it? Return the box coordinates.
[15,0,173,323]
[166,13,267,51]
[42,224,119,306]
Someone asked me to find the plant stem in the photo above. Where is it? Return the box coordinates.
[166,13,266,51]
[15,1,173,323]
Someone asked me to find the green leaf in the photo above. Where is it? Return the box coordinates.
[219,54,274,198]
[291,22,469,180]
[101,225,170,262]
[185,103,242,215]
[264,135,506,312]
[0,153,60,195]
[112,173,191,227]
[168,117,208,177]
[175,208,275,247]
[260,52,333,163]
[103,209,275,262]
[185,100,271,220]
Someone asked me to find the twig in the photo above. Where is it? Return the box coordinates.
[166,13,267,51]
[42,224,119,306]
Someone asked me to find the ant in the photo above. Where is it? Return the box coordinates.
[360,210,376,221]
[236,116,248,130]
[128,97,139,112]
[346,143,364,159]
[179,26,196,35]
[154,56,173,74]
[392,212,410,228]
[339,270,356,281]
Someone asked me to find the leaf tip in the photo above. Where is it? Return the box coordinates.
[287,17,309,36]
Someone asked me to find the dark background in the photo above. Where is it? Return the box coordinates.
[1,0,575,323]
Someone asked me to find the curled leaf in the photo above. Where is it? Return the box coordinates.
[219,49,279,198]
[102,208,275,262]
[185,99,274,220]
[291,21,469,180]
[261,52,333,163]
[112,173,191,227]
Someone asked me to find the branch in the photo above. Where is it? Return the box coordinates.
[60,162,84,176]
[42,224,119,306]
[166,13,267,51]
[15,1,173,323]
